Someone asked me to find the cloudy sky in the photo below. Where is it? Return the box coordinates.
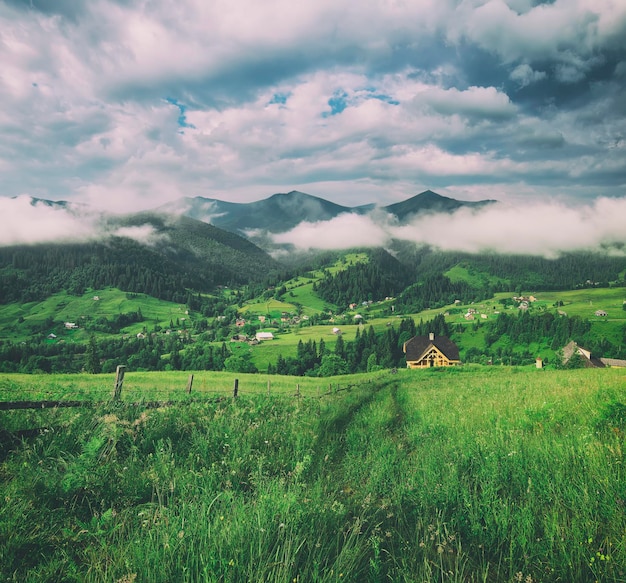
[1,0,625,214]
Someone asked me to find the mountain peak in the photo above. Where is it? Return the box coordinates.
[383,190,496,221]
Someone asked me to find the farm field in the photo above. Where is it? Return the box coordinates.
[1,366,626,582]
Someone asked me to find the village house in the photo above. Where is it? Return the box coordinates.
[403,333,461,368]
[255,331,274,341]
[594,310,607,317]
[562,341,626,368]
[64,322,78,330]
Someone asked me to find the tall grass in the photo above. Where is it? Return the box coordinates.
[1,367,625,581]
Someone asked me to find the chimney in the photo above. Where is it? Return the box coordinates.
[429,332,434,341]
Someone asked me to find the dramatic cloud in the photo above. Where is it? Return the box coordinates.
[0,197,101,245]
[271,197,626,258]
[0,0,624,217]
[272,213,390,250]
[0,197,162,246]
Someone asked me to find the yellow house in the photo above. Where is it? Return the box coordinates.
[403,333,461,368]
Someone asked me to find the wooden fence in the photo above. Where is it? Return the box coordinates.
[0,366,359,412]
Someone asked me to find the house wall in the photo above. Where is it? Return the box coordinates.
[406,347,455,368]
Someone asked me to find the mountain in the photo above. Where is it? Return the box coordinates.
[159,190,355,235]
[158,189,496,237]
[0,212,281,304]
[382,190,496,221]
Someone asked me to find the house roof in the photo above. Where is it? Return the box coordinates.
[404,334,460,362]
[562,340,605,368]
[600,358,626,368]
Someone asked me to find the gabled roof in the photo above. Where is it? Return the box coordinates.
[404,335,460,362]
[562,340,605,368]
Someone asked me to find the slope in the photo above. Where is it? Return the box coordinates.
[0,213,281,304]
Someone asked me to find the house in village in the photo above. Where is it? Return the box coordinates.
[255,332,274,341]
[403,333,461,368]
[562,341,626,368]
[595,310,607,317]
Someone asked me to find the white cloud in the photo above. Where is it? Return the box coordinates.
[0,196,165,245]
[411,85,517,119]
[0,0,624,211]
[0,196,101,245]
[111,224,162,244]
[510,64,547,87]
[272,213,389,250]
[272,197,626,257]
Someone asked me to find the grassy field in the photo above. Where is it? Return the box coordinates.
[0,288,189,343]
[2,367,626,582]
[0,369,375,403]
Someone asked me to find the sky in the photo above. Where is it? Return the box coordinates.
[1,0,626,253]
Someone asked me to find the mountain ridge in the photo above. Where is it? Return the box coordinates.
[156,189,498,236]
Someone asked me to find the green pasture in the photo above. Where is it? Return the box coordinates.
[445,263,509,288]
[0,369,377,403]
[536,287,626,321]
[2,367,626,582]
[238,298,300,319]
[0,288,189,342]
[240,253,370,316]
[239,324,365,370]
[282,282,335,313]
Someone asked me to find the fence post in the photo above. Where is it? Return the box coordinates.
[233,378,239,399]
[112,365,126,401]
[267,379,271,397]
[296,383,300,399]
[186,374,194,394]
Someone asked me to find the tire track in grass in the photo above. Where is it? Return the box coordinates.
[304,379,390,483]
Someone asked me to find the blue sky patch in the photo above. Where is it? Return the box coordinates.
[165,97,196,129]
[268,92,290,105]
[323,90,348,117]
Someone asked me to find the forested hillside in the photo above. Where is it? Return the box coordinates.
[0,214,281,304]
[313,248,412,305]
[394,245,626,291]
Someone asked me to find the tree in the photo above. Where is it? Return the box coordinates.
[85,335,101,374]
[318,354,348,377]
[366,353,381,372]
[224,353,258,373]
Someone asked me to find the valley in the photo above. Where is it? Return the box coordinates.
[1,192,626,582]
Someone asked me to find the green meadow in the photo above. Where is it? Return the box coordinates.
[2,367,626,582]
[0,288,189,343]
